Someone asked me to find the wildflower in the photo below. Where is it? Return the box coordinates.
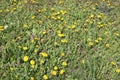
[81,59,85,64]
[30,77,35,80]
[54,66,58,70]
[62,61,67,66]
[90,14,94,18]
[31,16,36,19]
[95,40,99,43]
[114,32,119,36]
[42,30,47,34]
[40,52,48,58]
[30,60,35,65]
[51,70,57,76]
[98,37,102,41]
[61,39,68,43]
[54,42,59,46]
[71,25,76,29]
[97,15,102,18]
[115,69,120,73]
[88,42,93,46]
[61,52,65,57]
[106,44,110,47]
[59,1,63,5]
[23,56,29,62]
[23,47,28,51]
[0,10,2,13]
[18,46,22,48]
[23,24,28,28]
[111,61,116,66]
[10,67,14,71]
[58,33,65,37]
[40,60,45,64]
[87,38,91,42]
[0,26,4,31]
[43,75,48,80]
[59,69,65,75]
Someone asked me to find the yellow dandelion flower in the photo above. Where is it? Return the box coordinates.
[30,77,34,80]
[98,37,102,41]
[87,38,91,42]
[115,69,120,73]
[71,25,76,29]
[0,10,2,13]
[40,52,48,58]
[51,70,57,76]
[81,59,85,64]
[23,56,29,62]
[43,75,48,80]
[61,52,65,57]
[59,1,63,5]
[30,60,35,65]
[90,14,94,18]
[0,26,4,31]
[111,61,116,66]
[61,39,68,43]
[59,69,65,75]
[10,67,14,71]
[54,42,59,46]
[62,61,67,66]
[40,60,45,64]
[114,32,119,36]
[88,42,94,46]
[31,16,36,19]
[42,30,47,34]
[95,40,99,43]
[106,44,110,47]
[54,66,58,70]
[23,47,28,51]
[58,33,65,37]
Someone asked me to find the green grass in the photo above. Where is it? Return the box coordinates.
[0,0,120,80]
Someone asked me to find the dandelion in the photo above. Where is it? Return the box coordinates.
[30,60,35,65]
[42,30,47,34]
[90,14,94,18]
[111,61,116,66]
[61,39,68,43]
[54,42,59,46]
[61,52,65,57]
[23,47,28,51]
[40,60,45,64]
[59,69,65,75]
[43,75,48,80]
[98,37,102,41]
[31,16,36,19]
[81,59,85,64]
[95,40,99,43]
[30,77,34,80]
[62,61,67,66]
[51,70,57,76]
[58,33,65,37]
[59,1,63,5]
[40,52,48,58]
[54,66,58,70]
[115,69,120,73]
[88,42,93,46]
[106,44,110,47]
[0,26,4,31]
[0,10,2,13]
[23,56,29,62]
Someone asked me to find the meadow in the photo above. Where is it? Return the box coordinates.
[0,0,120,80]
